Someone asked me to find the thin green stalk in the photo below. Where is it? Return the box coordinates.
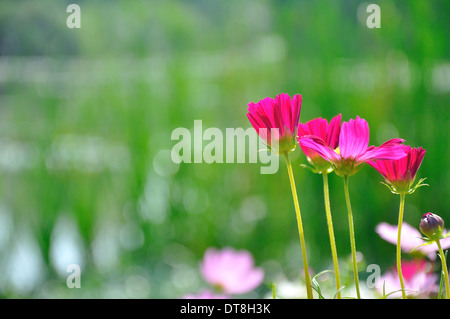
[322,172,342,299]
[396,193,407,299]
[272,283,276,299]
[284,153,313,299]
[436,239,450,299]
[343,175,361,299]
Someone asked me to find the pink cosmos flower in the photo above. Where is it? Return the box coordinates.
[247,93,302,155]
[297,114,341,173]
[299,116,407,177]
[377,259,438,298]
[376,222,450,261]
[367,145,426,194]
[183,290,229,299]
[200,247,264,295]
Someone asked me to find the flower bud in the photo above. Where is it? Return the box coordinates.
[419,212,444,240]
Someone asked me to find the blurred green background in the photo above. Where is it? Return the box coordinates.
[0,0,448,298]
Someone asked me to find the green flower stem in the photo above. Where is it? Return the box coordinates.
[396,193,407,299]
[436,239,450,299]
[343,175,361,299]
[284,153,313,299]
[272,283,276,299]
[322,172,342,299]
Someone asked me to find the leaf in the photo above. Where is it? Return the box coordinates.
[408,177,429,194]
[310,270,334,299]
[438,270,444,299]
[380,181,398,194]
[409,240,435,254]
[437,250,448,299]
[333,285,346,299]
[381,288,417,299]
[380,280,417,299]
[437,247,448,263]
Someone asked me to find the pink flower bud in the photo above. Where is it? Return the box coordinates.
[420,212,444,240]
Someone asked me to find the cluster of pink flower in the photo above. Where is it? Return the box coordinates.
[245,93,448,299]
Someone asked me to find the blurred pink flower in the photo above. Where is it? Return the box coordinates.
[299,116,406,177]
[297,114,341,173]
[376,222,450,260]
[368,145,426,194]
[247,93,302,155]
[200,247,264,295]
[377,259,438,298]
[183,290,229,299]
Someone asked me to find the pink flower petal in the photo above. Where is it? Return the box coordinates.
[356,142,406,163]
[339,116,369,159]
[327,114,342,149]
[247,93,301,153]
[367,145,426,192]
[200,247,264,295]
[298,135,341,162]
[377,259,438,298]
